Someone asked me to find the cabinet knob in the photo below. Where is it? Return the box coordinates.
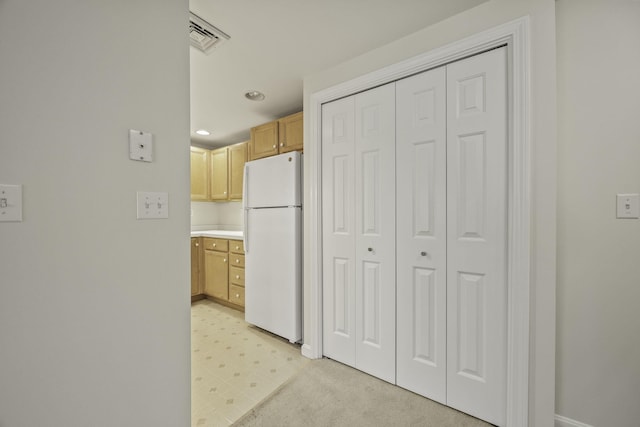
[235,246,239,250]
[420,251,428,256]
[213,243,216,247]
[279,143,284,147]
[195,242,199,247]
[236,275,240,279]
[236,259,239,263]
[224,258,227,263]
[224,191,227,194]
[368,247,373,252]
[235,293,240,298]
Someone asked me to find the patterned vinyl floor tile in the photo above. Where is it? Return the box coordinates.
[191,300,309,427]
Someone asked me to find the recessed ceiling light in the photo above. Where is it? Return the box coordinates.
[195,129,211,136]
[245,90,265,101]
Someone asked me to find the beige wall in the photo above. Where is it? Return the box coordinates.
[191,201,243,229]
[302,0,557,425]
[0,1,191,426]
[556,1,640,426]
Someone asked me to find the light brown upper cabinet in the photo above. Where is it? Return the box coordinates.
[190,142,248,201]
[278,111,303,153]
[228,142,248,200]
[210,147,229,201]
[249,121,279,160]
[190,146,210,201]
[249,111,303,161]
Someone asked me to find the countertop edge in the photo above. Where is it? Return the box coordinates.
[190,230,243,240]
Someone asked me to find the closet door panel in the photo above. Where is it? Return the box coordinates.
[396,66,447,403]
[322,96,357,367]
[354,82,396,383]
[446,47,507,426]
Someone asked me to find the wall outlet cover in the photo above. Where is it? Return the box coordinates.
[129,129,153,162]
[0,184,23,222]
[616,193,639,219]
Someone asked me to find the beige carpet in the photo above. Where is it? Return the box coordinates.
[232,358,493,427]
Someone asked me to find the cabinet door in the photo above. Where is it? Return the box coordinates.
[228,142,248,200]
[278,111,303,153]
[204,250,228,299]
[250,121,278,160]
[210,147,228,200]
[191,238,202,296]
[190,147,210,201]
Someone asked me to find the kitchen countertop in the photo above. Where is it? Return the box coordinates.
[190,230,243,240]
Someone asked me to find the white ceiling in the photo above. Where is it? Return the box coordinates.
[189,0,486,148]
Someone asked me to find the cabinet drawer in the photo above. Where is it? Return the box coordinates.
[230,254,245,268]
[203,238,228,252]
[229,284,245,307]
[229,266,245,286]
[229,240,244,254]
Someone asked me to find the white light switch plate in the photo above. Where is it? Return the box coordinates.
[137,192,169,219]
[129,129,153,162]
[0,184,23,222]
[616,193,639,219]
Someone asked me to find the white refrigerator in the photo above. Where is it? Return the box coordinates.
[243,151,302,343]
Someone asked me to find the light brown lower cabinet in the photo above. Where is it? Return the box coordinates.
[204,250,228,299]
[191,237,203,297]
[198,237,245,310]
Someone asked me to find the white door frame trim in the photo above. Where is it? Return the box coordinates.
[303,16,530,427]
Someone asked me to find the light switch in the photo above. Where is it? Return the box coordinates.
[129,129,153,162]
[616,193,639,219]
[0,184,23,222]
[137,192,169,219]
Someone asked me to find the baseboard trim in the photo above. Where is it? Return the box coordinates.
[301,344,318,359]
[555,414,594,427]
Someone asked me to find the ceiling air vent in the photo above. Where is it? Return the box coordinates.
[189,12,230,54]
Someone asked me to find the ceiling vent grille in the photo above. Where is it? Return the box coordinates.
[189,12,230,54]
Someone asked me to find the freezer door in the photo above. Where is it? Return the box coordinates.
[244,207,302,343]
[244,151,301,208]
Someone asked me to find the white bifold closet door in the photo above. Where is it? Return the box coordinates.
[396,47,507,426]
[323,47,507,426]
[396,66,448,404]
[322,83,396,383]
[445,47,507,426]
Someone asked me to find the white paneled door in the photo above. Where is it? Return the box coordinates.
[445,47,507,426]
[322,95,356,367]
[353,83,396,383]
[322,83,396,383]
[396,66,448,404]
[322,47,507,426]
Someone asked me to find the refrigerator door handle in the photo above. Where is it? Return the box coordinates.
[243,165,249,253]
